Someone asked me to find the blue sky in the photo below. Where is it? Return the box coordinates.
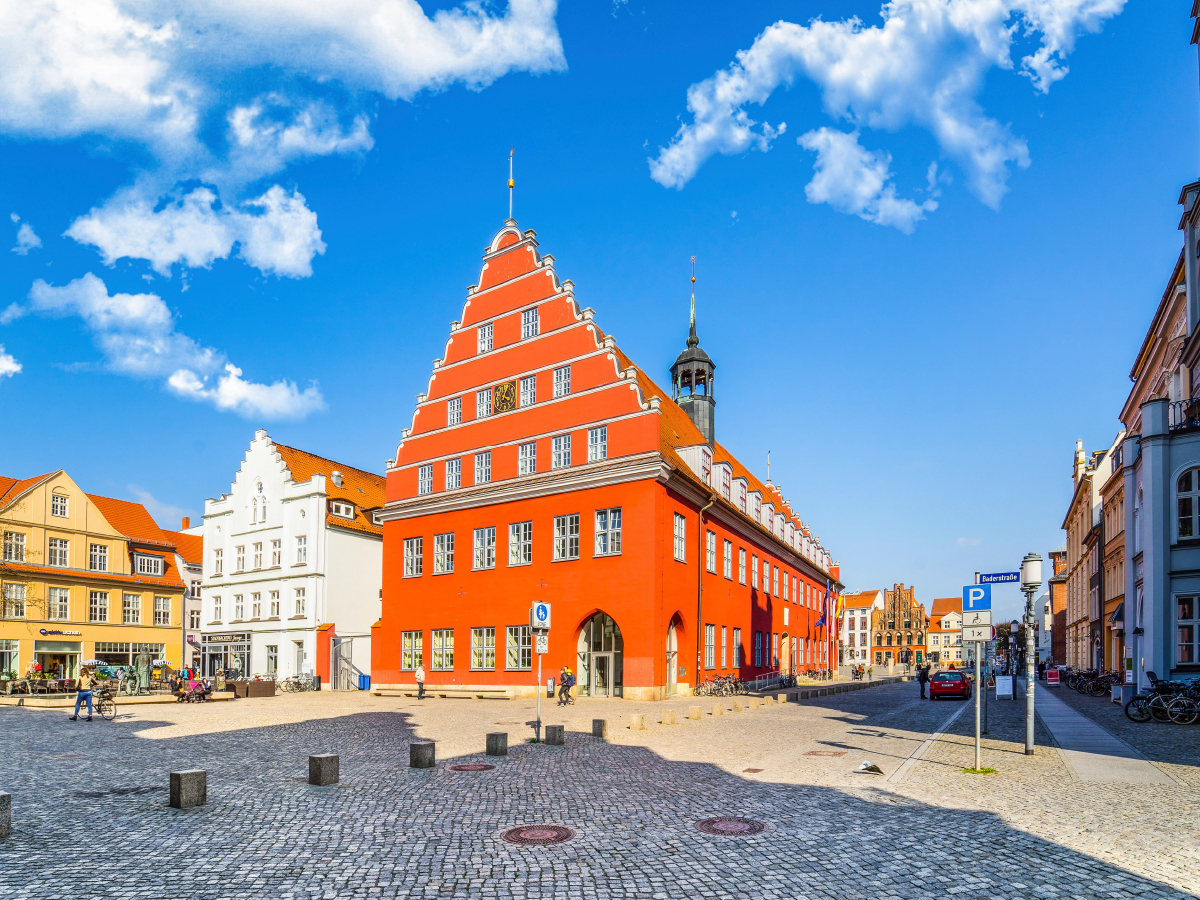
[0,0,1192,623]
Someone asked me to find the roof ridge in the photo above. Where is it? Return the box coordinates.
[273,442,384,481]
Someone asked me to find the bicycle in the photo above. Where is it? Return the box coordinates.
[93,684,117,721]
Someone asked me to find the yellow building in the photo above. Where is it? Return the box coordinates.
[1,471,186,680]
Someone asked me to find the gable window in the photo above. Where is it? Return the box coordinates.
[445,459,461,491]
[595,508,622,556]
[506,625,533,670]
[738,548,746,584]
[701,450,711,485]
[705,530,716,573]
[508,521,533,566]
[51,493,69,517]
[89,590,108,623]
[477,322,493,354]
[588,426,607,462]
[271,539,281,566]
[473,527,496,570]
[476,388,492,418]
[721,468,731,502]
[136,555,163,577]
[89,544,108,572]
[1180,470,1200,538]
[417,464,433,495]
[447,396,462,426]
[518,442,537,476]
[519,374,537,406]
[212,548,223,576]
[553,514,580,560]
[432,629,454,670]
[553,365,571,397]
[295,535,307,564]
[433,532,455,574]
[403,537,423,577]
[521,307,539,339]
[475,451,492,485]
[673,513,686,562]
[551,434,572,469]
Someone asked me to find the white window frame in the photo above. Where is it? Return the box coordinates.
[751,554,759,589]
[733,627,742,668]
[521,307,539,339]
[251,592,262,618]
[235,545,245,571]
[432,629,455,670]
[477,322,493,354]
[48,537,69,568]
[2,532,25,563]
[473,527,496,570]
[233,594,244,620]
[51,493,69,517]
[475,451,492,485]
[508,522,533,566]
[721,467,731,501]
[252,542,262,569]
[295,536,307,565]
[448,396,462,426]
[704,624,715,669]
[3,583,26,619]
[738,548,746,585]
[739,483,747,514]
[553,365,571,397]
[271,540,281,566]
[49,586,69,620]
[294,588,306,617]
[445,458,461,491]
[520,375,536,407]
[213,548,223,576]
[433,532,455,575]
[89,543,107,572]
[721,625,728,668]
[705,530,716,573]
[418,464,433,495]
[506,625,533,671]
[673,513,686,562]
[551,434,572,469]
[269,590,280,617]
[122,593,141,624]
[1179,469,1200,539]
[553,514,580,561]
[154,596,170,626]
[471,627,496,670]
[402,631,424,671]
[588,426,607,462]
[701,450,711,485]
[476,388,492,418]
[89,590,108,623]
[723,539,733,580]
[518,442,537,476]
[595,508,622,556]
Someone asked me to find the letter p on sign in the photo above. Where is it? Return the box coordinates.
[962,584,991,611]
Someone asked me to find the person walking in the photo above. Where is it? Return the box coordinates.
[70,666,96,721]
[867,665,873,681]
[1038,660,1046,681]
[415,663,426,700]
[918,663,931,699]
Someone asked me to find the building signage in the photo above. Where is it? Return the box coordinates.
[535,633,549,655]
[203,633,250,644]
[38,629,82,636]
[962,584,992,611]
[979,572,1020,584]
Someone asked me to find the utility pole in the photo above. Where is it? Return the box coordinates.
[1020,553,1043,755]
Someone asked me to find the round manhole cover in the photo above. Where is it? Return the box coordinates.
[450,764,495,772]
[695,817,767,836]
[501,825,575,845]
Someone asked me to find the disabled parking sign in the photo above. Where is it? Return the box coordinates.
[963,584,992,611]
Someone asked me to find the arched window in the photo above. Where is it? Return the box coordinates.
[875,634,882,646]
[1179,469,1200,539]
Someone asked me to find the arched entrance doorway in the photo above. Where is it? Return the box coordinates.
[577,612,624,698]
[666,622,678,694]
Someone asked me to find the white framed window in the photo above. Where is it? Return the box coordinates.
[331,501,354,519]
[434,532,455,574]
[506,625,533,670]
[474,451,492,485]
[4,532,26,562]
[754,496,761,523]
[154,596,170,626]
[763,560,770,592]
[1179,470,1200,538]
[266,645,278,674]
[252,542,262,569]
[553,514,580,560]
[477,322,493,354]
[471,627,496,669]
[553,365,571,397]
[448,396,462,425]
[704,624,715,669]
[89,544,107,572]
[445,458,461,490]
[588,426,607,462]
[474,527,496,570]
[212,595,222,622]
[705,530,716,573]
[751,555,759,589]
[3,583,26,619]
[723,540,733,579]
[402,631,424,670]
[49,586,69,620]
[1178,596,1199,664]
[476,388,492,418]
[520,375,537,407]
[123,593,141,624]
[754,630,762,667]
[233,594,244,620]
[48,538,69,567]
[782,572,789,601]
[721,625,728,668]
[213,548,223,576]
[51,493,69,517]
[269,590,280,617]
[509,522,533,566]
[189,609,201,629]
[521,307,539,339]
[432,629,454,670]
[739,483,747,514]
[791,576,797,603]
[235,545,245,571]
[773,633,780,668]
[295,536,307,564]
[271,540,281,566]
[518,442,537,476]
[251,592,262,618]
[773,567,779,596]
[738,548,746,585]
[673,513,686,562]
[551,434,572,469]
[89,590,108,623]
[721,467,731,501]
[701,450,711,485]
[418,464,433,495]
[595,508,622,556]
[294,588,306,617]
[733,628,742,668]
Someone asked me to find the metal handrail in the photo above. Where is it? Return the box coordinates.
[1169,399,1200,432]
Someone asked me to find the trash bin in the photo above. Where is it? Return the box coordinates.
[358,674,371,691]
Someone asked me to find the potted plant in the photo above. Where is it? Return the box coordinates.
[0,668,16,693]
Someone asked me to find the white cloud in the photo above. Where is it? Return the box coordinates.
[956,537,981,547]
[12,221,42,254]
[798,128,936,233]
[9,273,324,419]
[0,345,20,378]
[650,0,1124,219]
[225,96,374,184]
[66,185,326,278]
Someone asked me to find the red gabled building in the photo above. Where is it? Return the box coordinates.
[373,219,842,699]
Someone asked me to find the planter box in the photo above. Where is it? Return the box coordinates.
[247,681,276,698]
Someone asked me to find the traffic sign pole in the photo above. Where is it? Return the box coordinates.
[530,601,551,743]
[974,642,982,771]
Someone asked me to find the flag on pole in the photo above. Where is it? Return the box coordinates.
[814,580,830,627]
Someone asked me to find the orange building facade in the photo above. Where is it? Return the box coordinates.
[373,220,842,699]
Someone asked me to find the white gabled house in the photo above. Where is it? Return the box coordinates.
[200,430,385,688]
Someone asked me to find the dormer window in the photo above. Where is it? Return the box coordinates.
[331,501,355,519]
[720,467,731,501]
[754,495,761,523]
[701,450,711,485]
[136,554,164,577]
[739,483,747,513]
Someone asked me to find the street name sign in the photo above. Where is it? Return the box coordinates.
[963,625,995,642]
[979,572,1020,584]
[535,633,549,655]
[962,584,992,611]
[531,602,551,631]
[962,610,993,628]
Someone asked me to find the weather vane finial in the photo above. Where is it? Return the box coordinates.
[687,256,698,348]
[508,148,515,220]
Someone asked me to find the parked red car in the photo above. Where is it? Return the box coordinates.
[929,670,972,700]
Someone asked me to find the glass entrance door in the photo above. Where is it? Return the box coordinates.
[592,653,612,698]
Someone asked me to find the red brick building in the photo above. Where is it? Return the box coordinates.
[372,219,842,699]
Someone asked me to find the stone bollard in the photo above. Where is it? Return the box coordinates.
[732,700,744,712]
[662,709,676,725]
[776,693,789,704]
[487,732,509,755]
[688,705,702,720]
[308,754,339,786]
[762,696,774,706]
[545,725,565,746]
[592,718,608,739]
[748,698,760,710]
[169,770,207,809]
[712,702,724,717]
[630,714,646,730]
[410,741,436,769]
[0,790,9,839]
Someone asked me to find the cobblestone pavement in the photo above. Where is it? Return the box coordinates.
[0,681,1196,900]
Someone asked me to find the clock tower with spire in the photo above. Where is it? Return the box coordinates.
[670,258,716,445]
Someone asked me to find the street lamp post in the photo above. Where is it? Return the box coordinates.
[1020,553,1043,756]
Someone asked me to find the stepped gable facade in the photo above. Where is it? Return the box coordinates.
[869,583,928,667]
[374,219,842,699]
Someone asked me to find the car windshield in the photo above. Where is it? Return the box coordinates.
[932,673,962,681]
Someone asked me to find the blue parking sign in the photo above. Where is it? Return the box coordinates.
[963,584,992,611]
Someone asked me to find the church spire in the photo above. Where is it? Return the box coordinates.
[688,256,699,348]
[670,255,716,445]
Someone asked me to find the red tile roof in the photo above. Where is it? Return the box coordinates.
[843,591,882,609]
[87,494,177,548]
[164,530,203,564]
[0,472,55,506]
[274,444,385,537]
[929,597,962,618]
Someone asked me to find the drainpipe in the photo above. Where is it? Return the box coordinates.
[695,493,715,694]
